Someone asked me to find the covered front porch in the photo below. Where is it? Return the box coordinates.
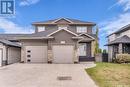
[77,34,96,62]
[107,35,130,61]
[78,42,95,61]
[111,43,130,58]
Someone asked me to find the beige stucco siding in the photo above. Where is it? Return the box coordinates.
[21,39,47,46]
[8,47,21,64]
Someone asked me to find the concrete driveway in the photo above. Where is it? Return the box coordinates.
[0,63,97,87]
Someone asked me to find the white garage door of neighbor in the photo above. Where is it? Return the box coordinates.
[53,45,74,63]
[0,49,2,66]
[26,46,47,63]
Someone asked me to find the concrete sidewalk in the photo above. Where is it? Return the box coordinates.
[0,63,97,87]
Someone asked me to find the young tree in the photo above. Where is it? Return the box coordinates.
[103,49,107,53]
[95,26,99,54]
[98,49,102,53]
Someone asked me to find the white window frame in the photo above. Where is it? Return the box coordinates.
[37,26,45,32]
[77,26,87,33]
[58,26,67,30]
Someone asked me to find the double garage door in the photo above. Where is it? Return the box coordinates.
[25,45,74,63]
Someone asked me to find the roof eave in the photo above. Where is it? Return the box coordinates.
[32,23,57,26]
[17,37,54,40]
[32,23,96,26]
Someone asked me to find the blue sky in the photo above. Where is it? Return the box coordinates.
[0,0,130,49]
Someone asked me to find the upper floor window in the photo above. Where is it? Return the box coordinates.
[37,26,45,32]
[77,26,87,33]
[58,26,67,30]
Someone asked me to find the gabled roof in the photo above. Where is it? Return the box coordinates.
[47,29,78,37]
[106,35,130,46]
[78,33,95,40]
[53,18,73,23]
[32,18,96,25]
[107,24,130,37]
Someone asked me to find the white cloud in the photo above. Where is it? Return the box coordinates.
[117,0,130,11]
[0,18,34,34]
[99,12,130,36]
[20,0,40,6]
[105,0,130,35]
[108,0,130,11]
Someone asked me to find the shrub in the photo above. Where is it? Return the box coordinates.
[116,54,130,63]
[103,49,107,53]
[98,49,102,53]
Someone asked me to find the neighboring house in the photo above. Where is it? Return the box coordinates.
[0,39,21,66]
[0,18,97,64]
[106,24,130,62]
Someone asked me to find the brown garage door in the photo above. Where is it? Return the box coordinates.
[52,45,74,64]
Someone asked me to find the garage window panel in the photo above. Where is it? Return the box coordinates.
[27,50,31,53]
[27,55,31,57]
[27,59,31,62]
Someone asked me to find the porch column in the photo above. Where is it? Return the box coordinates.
[91,41,95,57]
[74,42,79,63]
[47,40,53,63]
[119,43,123,54]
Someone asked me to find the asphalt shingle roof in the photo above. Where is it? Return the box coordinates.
[0,39,21,47]
[32,18,96,25]
[0,29,97,40]
[106,35,130,45]
[0,34,31,40]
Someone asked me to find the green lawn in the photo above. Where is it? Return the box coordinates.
[86,63,130,87]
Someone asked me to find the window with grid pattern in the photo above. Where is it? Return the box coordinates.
[77,26,87,33]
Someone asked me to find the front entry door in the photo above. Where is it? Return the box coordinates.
[78,42,93,61]
[78,43,87,56]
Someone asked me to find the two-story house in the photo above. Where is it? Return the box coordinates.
[107,24,130,62]
[0,18,97,64]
